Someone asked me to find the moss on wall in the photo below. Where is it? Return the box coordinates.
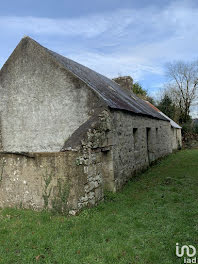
[51,179,70,214]
[42,168,53,209]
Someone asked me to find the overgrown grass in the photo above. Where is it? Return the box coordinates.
[0,149,198,264]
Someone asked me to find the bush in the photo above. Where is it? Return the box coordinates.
[193,124,198,134]
[181,122,193,135]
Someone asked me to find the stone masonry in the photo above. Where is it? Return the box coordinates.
[0,37,176,214]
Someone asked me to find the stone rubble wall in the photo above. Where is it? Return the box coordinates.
[111,110,172,190]
[0,109,175,214]
[0,111,112,215]
[171,128,182,150]
[112,76,133,92]
[70,110,113,214]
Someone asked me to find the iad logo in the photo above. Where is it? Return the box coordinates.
[176,243,197,263]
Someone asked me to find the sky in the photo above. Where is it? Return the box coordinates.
[0,0,198,116]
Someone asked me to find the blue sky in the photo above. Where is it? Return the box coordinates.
[0,0,198,105]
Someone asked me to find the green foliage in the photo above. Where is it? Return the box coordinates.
[157,94,176,120]
[51,179,70,215]
[178,110,192,124]
[0,150,198,263]
[146,95,155,105]
[182,120,198,135]
[193,124,198,134]
[132,82,156,104]
[133,82,147,97]
[42,169,53,209]
[181,121,193,134]
[104,191,117,202]
[42,169,70,214]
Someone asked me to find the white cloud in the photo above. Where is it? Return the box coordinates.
[67,51,163,81]
[1,1,198,117]
[1,0,198,82]
[0,9,134,38]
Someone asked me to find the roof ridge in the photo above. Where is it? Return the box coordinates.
[2,36,170,121]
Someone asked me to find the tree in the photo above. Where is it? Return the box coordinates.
[157,94,176,120]
[165,60,198,123]
[132,82,147,98]
[133,82,155,104]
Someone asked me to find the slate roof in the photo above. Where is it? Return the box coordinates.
[24,37,170,121]
[158,112,182,129]
[145,101,182,129]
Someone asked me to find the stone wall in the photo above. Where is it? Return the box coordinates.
[112,76,133,92]
[0,150,104,215]
[0,108,174,214]
[62,110,114,213]
[0,114,3,152]
[0,38,105,152]
[109,110,172,190]
[0,110,113,214]
[171,128,182,150]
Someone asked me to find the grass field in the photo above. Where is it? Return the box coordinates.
[0,149,198,264]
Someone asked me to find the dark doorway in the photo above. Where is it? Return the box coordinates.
[133,128,138,151]
[146,127,151,164]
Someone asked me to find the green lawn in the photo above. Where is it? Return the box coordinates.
[0,149,198,264]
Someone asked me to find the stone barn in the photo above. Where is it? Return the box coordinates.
[0,37,174,214]
[144,101,182,150]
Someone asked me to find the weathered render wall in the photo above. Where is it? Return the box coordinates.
[0,150,104,215]
[0,108,174,213]
[109,110,172,190]
[0,110,113,214]
[0,38,105,152]
[171,128,182,150]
